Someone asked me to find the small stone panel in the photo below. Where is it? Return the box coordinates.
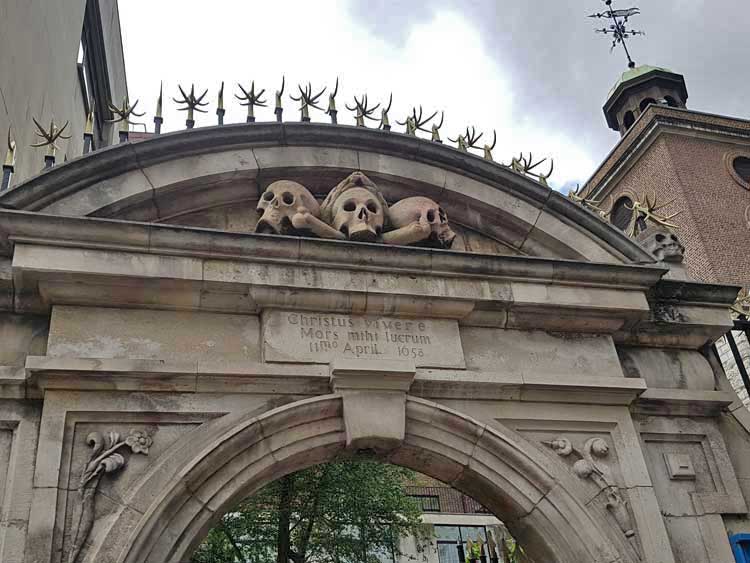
[262,310,465,368]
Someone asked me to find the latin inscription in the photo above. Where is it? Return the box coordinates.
[263,311,465,368]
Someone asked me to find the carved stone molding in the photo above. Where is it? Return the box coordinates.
[67,429,152,563]
[544,436,642,560]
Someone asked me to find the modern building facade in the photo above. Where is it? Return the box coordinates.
[0,0,127,187]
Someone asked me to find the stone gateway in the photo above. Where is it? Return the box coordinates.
[0,123,748,563]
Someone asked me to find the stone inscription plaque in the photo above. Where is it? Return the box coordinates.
[263,310,465,368]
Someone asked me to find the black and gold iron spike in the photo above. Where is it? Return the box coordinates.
[31,117,71,169]
[235,80,267,123]
[216,82,226,125]
[1,126,16,191]
[290,82,327,122]
[107,96,145,142]
[83,102,95,154]
[274,76,285,122]
[326,78,339,124]
[173,84,209,129]
[154,82,164,135]
[379,93,393,131]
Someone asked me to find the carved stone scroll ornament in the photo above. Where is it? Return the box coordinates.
[68,430,152,563]
[383,196,456,249]
[320,171,388,242]
[544,436,642,560]
[255,180,344,239]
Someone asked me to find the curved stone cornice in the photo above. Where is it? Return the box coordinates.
[0,122,654,264]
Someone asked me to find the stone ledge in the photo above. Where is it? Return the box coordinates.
[633,388,736,416]
[24,356,647,406]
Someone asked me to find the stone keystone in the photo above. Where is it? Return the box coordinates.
[330,358,416,453]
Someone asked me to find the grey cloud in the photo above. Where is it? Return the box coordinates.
[347,0,750,185]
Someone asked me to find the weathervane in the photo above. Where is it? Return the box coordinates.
[589,0,645,69]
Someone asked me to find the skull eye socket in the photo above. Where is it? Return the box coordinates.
[262,191,275,201]
[343,200,356,212]
[426,209,436,222]
[655,234,666,242]
[671,235,678,242]
[366,201,378,214]
[282,192,295,205]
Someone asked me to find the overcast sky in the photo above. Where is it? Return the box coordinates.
[119,1,748,192]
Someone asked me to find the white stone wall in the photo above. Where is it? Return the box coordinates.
[716,331,750,407]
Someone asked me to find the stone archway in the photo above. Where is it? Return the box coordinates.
[92,395,637,563]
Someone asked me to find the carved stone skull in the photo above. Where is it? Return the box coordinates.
[387,196,456,248]
[331,187,384,241]
[321,172,387,242]
[255,180,320,235]
[637,225,685,262]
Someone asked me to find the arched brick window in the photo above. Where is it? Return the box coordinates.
[610,196,633,231]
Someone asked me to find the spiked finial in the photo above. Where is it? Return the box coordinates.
[31,117,71,155]
[107,96,145,132]
[216,81,226,125]
[346,94,381,127]
[431,112,444,143]
[275,75,285,122]
[235,80,267,122]
[156,82,163,119]
[509,152,554,186]
[4,126,17,168]
[173,84,209,128]
[483,130,497,160]
[290,81,326,122]
[326,77,340,124]
[84,102,95,137]
[217,81,225,111]
[625,191,682,237]
[397,106,438,136]
[378,93,393,131]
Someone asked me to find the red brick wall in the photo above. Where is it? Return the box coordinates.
[603,133,750,285]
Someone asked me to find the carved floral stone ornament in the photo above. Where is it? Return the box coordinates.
[254,170,455,248]
[544,436,642,560]
[68,429,152,563]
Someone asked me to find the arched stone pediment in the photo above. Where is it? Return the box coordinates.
[0,123,653,264]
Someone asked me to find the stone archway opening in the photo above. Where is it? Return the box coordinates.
[91,394,638,563]
[189,456,520,563]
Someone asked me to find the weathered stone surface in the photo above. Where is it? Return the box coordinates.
[262,309,465,368]
[47,306,261,364]
[461,326,623,378]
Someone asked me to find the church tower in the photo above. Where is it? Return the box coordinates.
[603,65,688,136]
